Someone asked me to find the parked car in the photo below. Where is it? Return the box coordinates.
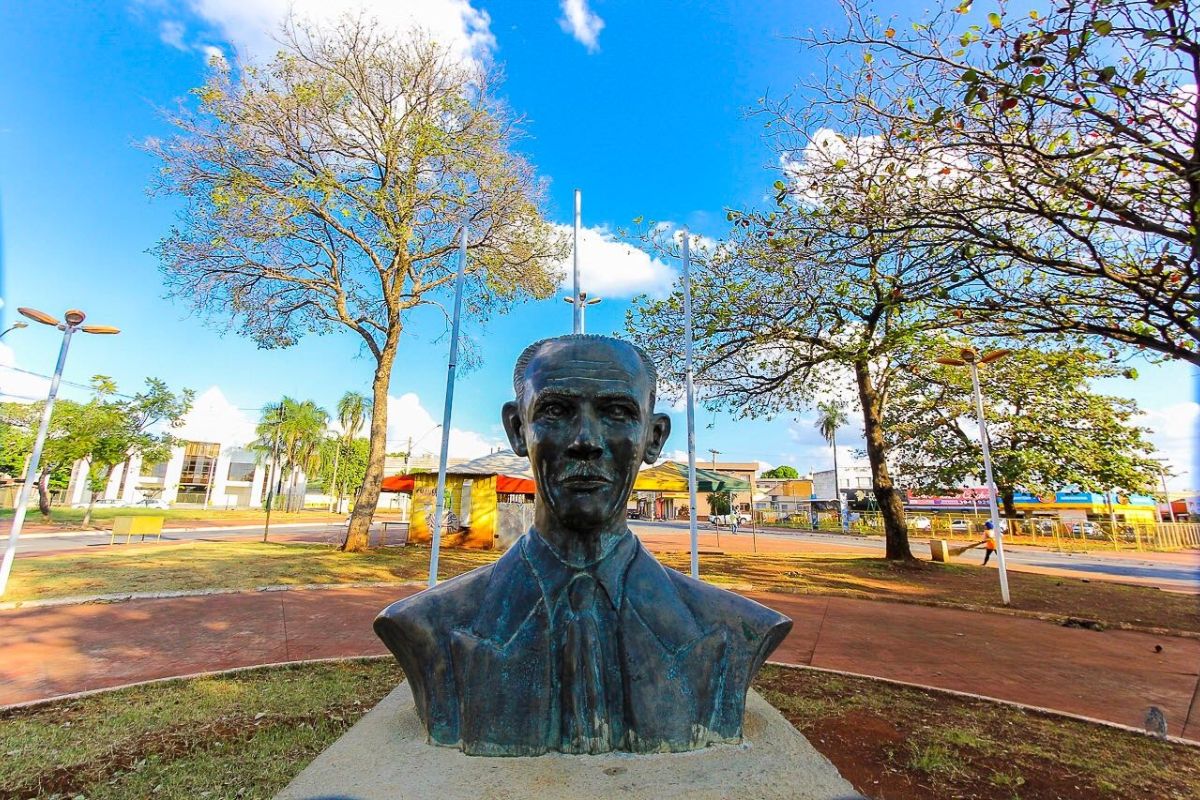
[710,513,751,527]
[949,519,972,533]
[71,498,127,509]
[909,516,932,531]
[1070,521,1102,538]
[626,507,642,520]
[136,497,170,509]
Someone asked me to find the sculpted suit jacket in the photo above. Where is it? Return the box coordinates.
[374,530,792,756]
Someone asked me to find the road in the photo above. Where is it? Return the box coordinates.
[12,517,1199,592]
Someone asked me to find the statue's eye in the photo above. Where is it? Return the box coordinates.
[604,403,637,421]
[539,402,567,420]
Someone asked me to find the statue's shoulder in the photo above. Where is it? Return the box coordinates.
[374,559,498,646]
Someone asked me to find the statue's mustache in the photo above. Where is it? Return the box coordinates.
[557,463,613,483]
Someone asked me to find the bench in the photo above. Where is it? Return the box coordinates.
[111,515,165,545]
[376,520,409,547]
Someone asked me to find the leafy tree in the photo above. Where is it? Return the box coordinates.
[761,465,800,479]
[706,491,733,516]
[887,345,1160,515]
[628,131,978,560]
[327,391,370,511]
[0,377,190,520]
[147,15,565,550]
[796,0,1200,364]
[313,437,369,503]
[815,400,850,527]
[254,398,330,512]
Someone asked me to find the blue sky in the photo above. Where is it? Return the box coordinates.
[1,0,1195,487]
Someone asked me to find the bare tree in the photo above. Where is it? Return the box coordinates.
[146,15,564,550]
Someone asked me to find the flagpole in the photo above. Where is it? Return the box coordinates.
[429,217,469,588]
[682,231,700,579]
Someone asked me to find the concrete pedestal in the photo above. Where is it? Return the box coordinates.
[275,682,865,800]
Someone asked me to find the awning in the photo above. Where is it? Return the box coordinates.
[381,475,415,493]
[634,462,750,493]
[496,474,536,494]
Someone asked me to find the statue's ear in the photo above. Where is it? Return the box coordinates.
[642,412,672,464]
[502,400,528,457]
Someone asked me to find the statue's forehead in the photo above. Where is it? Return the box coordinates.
[525,341,649,395]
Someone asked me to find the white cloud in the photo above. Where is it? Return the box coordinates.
[199,44,228,67]
[173,386,259,448]
[558,0,604,53]
[556,224,676,299]
[386,391,503,459]
[1135,402,1198,490]
[159,19,188,50]
[0,343,51,403]
[179,0,495,66]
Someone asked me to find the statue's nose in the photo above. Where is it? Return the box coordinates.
[567,407,603,456]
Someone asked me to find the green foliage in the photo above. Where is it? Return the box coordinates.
[761,465,800,479]
[706,491,733,515]
[887,344,1160,509]
[254,398,329,512]
[0,377,191,516]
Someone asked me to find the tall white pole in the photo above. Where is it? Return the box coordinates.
[429,219,469,588]
[969,361,1010,605]
[682,232,700,580]
[572,189,582,334]
[0,327,74,596]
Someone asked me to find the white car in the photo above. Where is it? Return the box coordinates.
[71,498,128,509]
[711,513,751,527]
[909,516,932,530]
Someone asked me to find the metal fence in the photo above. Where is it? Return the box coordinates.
[851,511,1200,553]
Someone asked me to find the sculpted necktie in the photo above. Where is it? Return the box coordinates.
[559,571,610,753]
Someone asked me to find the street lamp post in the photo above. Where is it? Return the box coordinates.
[0,307,119,597]
[934,347,1012,605]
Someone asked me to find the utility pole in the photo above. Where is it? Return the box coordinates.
[563,189,600,332]
[708,449,721,470]
[682,232,699,579]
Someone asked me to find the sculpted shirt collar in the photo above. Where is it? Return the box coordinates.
[521,528,638,611]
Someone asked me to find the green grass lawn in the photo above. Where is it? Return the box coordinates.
[8,540,1198,634]
[0,506,345,528]
[2,660,1194,800]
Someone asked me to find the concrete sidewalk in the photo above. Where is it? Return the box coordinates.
[2,585,1196,741]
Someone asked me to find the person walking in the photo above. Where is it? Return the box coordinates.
[982,520,997,566]
[730,515,740,536]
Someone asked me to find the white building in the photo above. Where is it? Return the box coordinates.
[811,465,873,500]
[64,387,302,509]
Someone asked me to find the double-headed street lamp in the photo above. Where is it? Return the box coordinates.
[934,347,1012,605]
[564,292,601,333]
[0,307,119,597]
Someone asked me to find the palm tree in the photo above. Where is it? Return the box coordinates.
[815,400,849,530]
[329,391,370,512]
[255,398,330,512]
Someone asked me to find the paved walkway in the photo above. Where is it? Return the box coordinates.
[2,585,1196,741]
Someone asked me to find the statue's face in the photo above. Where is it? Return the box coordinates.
[503,339,670,535]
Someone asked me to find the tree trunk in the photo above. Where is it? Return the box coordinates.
[343,348,394,552]
[853,360,914,560]
[1000,487,1017,519]
[37,468,52,518]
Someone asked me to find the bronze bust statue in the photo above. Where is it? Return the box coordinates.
[374,334,792,756]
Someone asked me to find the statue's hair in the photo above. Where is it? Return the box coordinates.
[512,334,658,407]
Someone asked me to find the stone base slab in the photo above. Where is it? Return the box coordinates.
[275,682,865,800]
